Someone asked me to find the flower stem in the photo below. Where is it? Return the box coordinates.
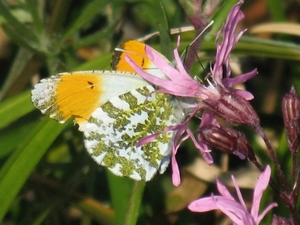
[123,180,146,225]
[255,126,300,224]
[255,126,290,193]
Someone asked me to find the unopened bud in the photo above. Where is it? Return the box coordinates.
[203,87,260,128]
[282,86,300,152]
[199,125,251,159]
[271,215,293,225]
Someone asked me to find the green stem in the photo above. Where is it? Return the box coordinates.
[123,181,146,225]
[46,0,73,35]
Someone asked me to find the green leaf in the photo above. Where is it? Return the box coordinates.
[123,181,145,225]
[0,48,45,100]
[108,174,132,225]
[25,0,44,34]
[75,53,112,70]
[0,1,38,45]
[71,20,119,49]
[2,24,36,50]
[235,36,300,60]
[107,173,141,225]
[156,0,173,60]
[63,0,110,38]
[0,90,34,129]
[31,205,53,225]
[180,35,300,61]
[267,0,286,21]
[0,118,68,221]
[0,120,38,158]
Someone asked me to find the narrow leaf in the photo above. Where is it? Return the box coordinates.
[0,118,68,221]
[0,90,34,129]
[0,1,38,44]
[63,0,110,38]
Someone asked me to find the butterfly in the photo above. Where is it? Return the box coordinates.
[31,40,185,181]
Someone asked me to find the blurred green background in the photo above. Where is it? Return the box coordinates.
[0,0,300,224]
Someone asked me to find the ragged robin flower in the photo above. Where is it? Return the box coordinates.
[126,0,260,186]
[188,165,277,225]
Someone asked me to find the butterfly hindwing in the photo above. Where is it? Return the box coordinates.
[84,85,183,181]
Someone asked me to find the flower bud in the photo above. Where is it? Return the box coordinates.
[198,125,251,159]
[203,86,260,128]
[271,215,293,225]
[282,86,300,152]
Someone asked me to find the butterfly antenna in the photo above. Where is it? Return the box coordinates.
[181,20,214,57]
[114,47,145,57]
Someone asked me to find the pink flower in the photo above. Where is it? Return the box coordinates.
[188,165,277,225]
[212,0,257,100]
[125,0,259,186]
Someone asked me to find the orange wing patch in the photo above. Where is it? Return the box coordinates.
[111,40,151,72]
[55,73,103,125]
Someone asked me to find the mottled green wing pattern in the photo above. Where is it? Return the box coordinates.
[84,85,184,181]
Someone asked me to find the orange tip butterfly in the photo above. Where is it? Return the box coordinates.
[31,40,186,181]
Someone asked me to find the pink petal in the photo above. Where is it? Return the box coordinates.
[215,197,252,225]
[257,202,278,224]
[172,37,191,79]
[125,55,170,87]
[222,69,258,88]
[216,179,235,200]
[234,89,255,100]
[251,165,271,220]
[188,196,219,212]
[145,45,181,81]
[232,175,247,210]
[171,152,181,186]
